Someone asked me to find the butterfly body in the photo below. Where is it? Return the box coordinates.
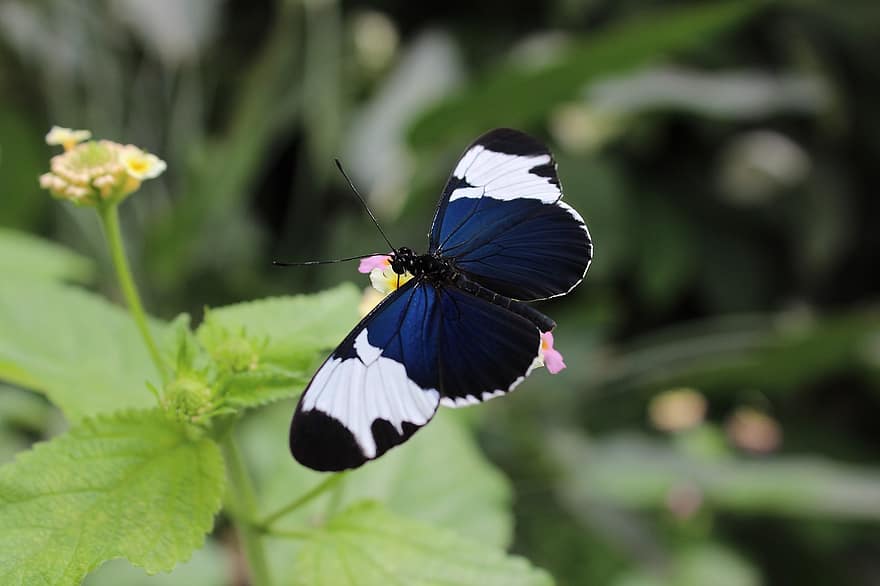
[290,128,592,472]
[388,247,454,284]
[387,247,556,332]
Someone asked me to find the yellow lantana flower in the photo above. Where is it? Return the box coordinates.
[120,145,167,180]
[39,128,166,206]
[356,254,413,314]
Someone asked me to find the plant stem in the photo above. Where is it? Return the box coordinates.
[97,204,167,380]
[259,472,347,530]
[265,528,314,540]
[222,433,272,586]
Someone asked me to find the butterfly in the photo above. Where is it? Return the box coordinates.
[290,128,593,471]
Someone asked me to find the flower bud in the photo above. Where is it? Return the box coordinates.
[45,126,91,151]
[161,374,216,424]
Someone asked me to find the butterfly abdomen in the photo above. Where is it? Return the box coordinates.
[451,272,556,333]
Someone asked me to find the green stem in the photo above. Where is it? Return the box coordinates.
[259,472,347,530]
[222,433,272,586]
[265,528,314,540]
[97,204,167,380]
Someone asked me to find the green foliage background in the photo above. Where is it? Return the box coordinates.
[1,0,880,584]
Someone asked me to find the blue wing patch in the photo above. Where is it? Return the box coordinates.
[429,128,592,300]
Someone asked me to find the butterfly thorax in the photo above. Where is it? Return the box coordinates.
[390,247,454,284]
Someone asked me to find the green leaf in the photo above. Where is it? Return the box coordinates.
[223,365,310,409]
[550,430,880,521]
[0,409,224,585]
[407,1,763,150]
[197,283,361,373]
[614,544,760,586]
[602,310,880,396]
[293,501,553,586]
[0,385,53,464]
[247,406,513,547]
[673,545,760,586]
[83,540,228,586]
[0,228,94,283]
[0,280,168,420]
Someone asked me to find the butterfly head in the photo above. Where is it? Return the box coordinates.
[389,247,416,275]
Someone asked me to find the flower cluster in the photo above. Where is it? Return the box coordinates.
[38,126,166,206]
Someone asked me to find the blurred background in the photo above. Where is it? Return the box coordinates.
[2,0,880,584]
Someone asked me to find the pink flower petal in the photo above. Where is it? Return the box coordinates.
[541,331,566,374]
[358,255,391,274]
[543,348,566,374]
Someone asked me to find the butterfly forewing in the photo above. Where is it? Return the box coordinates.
[429,128,592,300]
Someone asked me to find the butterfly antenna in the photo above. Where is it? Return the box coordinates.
[272,252,381,267]
[334,159,397,254]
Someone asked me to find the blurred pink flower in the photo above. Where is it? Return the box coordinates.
[358,254,391,274]
[541,331,566,374]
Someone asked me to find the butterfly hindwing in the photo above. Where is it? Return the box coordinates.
[437,286,541,407]
[290,281,442,471]
[429,128,592,300]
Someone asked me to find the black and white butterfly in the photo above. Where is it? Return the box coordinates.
[290,128,593,471]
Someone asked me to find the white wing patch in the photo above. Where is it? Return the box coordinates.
[449,145,560,204]
[301,329,440,458]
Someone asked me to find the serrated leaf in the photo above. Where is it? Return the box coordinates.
[293,501,553,586]
[0,228,95,283]
[83,540,228,586]
[197,284,360,373]
[246,406,513,548]
[0,280,168,420]
[0,385,53,464]
[407,1,763,150]
[223,365,310,409]
[0,409,224,585]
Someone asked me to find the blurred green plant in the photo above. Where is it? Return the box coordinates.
[0,131,552,586]
[2,0,880,584]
